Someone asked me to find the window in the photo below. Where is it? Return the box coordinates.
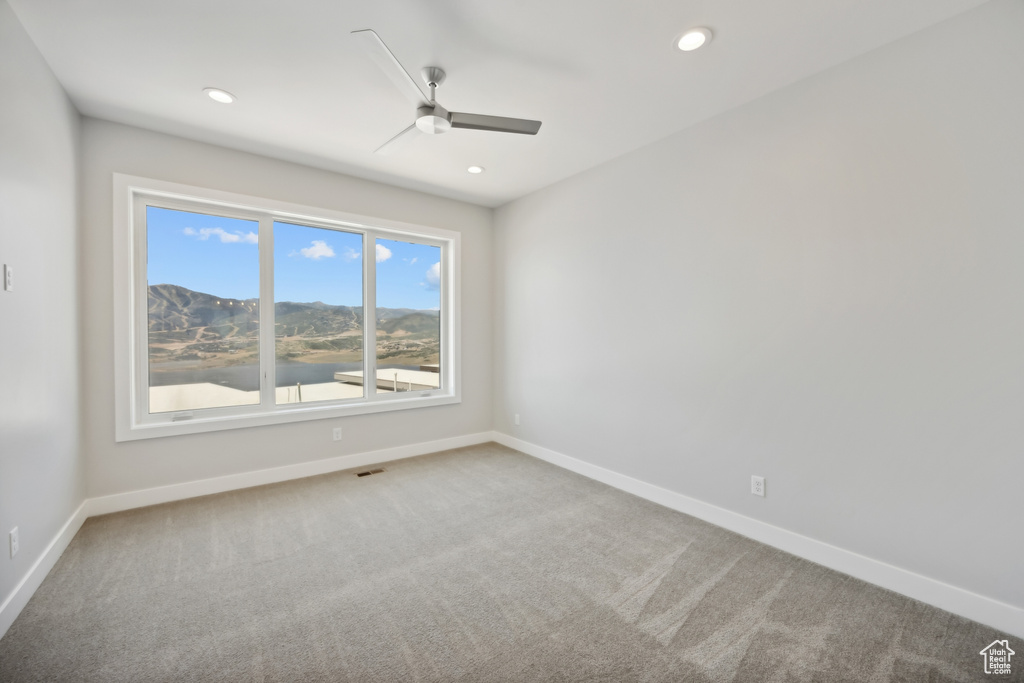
[273,222,365,406]
[146,206,262,413]
[374,237,443,391]
[114,175,460,440]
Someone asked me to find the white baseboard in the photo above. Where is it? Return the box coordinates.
[0,501,89,639]
[87,431,495,517]
[493,432,1024,639]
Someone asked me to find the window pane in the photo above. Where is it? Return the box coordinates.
[146,206,260,413]
[273,222,364,405]
[374,238,442,393]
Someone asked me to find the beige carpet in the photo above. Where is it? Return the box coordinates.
[0,443,1015,682]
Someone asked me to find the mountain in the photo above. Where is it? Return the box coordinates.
[148,283,257,330]
[377,308,430,320]
[378,312,440,336]
[148,284,440,368]
[274,300,361,337]
[148,284,436,339]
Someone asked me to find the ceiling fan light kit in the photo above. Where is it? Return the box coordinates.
[352,29,542,154]
[416,102,452,134]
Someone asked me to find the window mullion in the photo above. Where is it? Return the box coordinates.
[440,242,450,393]
[258,215,276,409]
[132,197,151,421]
[363,230,377,399]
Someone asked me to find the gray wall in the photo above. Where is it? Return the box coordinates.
[0,1,84,605]
[493,0,1024,611]
[80,119,493,497]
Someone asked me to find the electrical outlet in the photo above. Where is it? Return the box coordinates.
[514,414,520,426]
[3,264,12,292]
[9,527,18,558]
[751,476,765,497]
[332,427,343,441]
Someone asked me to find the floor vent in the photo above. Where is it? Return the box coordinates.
[355,468,385,477]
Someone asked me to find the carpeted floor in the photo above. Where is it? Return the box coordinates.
[0,443,1016,682]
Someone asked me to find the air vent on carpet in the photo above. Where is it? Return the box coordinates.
[355,468,386,477]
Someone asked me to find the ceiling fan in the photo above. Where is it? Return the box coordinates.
[352,29,542,154]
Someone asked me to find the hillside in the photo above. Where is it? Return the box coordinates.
[148,284,259,341]
[378,312,441,336]
[147,284,439,368]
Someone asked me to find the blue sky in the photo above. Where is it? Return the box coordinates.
[147,207,441,310]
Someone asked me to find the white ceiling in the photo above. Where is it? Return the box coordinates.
[10,0,988,208]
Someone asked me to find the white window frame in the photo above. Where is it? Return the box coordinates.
[113,174,461,441]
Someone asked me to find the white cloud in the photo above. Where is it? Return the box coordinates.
[343,247,361,261]
[229,231,259,244]
[403,257,418,265]
[299,240,335,260]
[425,261,441,290]
[185,226,258,244]
[376,243,392,263]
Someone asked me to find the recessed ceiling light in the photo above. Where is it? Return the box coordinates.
[675,27,712,52]
[467,166,485,174]
[203,87,236,104]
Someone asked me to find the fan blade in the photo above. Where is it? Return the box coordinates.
[375,123,419,154]
[449,112,542,135]
[351,29,430,106]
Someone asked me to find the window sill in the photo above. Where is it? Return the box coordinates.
[116,392,461,442]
